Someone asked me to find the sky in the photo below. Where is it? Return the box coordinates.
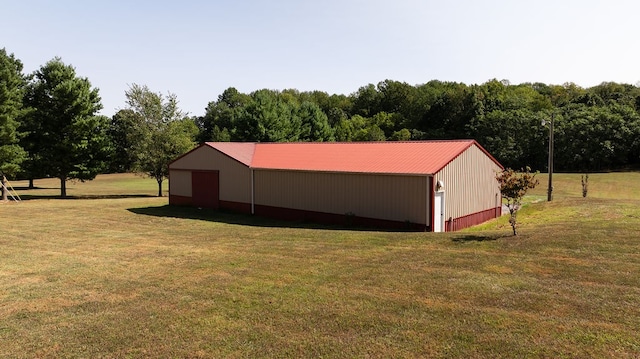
[2,0,639,117]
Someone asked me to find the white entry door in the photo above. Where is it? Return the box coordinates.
[434,191,445,232]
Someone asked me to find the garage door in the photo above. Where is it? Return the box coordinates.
[191,171,219,209]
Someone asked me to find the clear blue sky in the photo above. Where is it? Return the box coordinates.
[2,0,639,117]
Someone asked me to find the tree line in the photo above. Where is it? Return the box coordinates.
[197,80,640,172]
[2,48,640,197]
[0,50,195,197]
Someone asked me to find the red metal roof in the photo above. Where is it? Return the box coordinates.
[204,140,501,175]
[206,142,256,166]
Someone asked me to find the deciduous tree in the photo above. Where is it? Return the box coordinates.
[197,87,250,142]
[297,101,334,141]
[124,84,196,196]
[496,167,539,236]
[107,109,141,172]
[238,89,298,142]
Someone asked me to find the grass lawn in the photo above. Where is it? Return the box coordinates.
[1,173,639,358]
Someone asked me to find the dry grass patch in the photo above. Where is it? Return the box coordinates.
[1,173,639,357]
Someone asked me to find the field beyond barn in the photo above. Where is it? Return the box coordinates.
[1,173,639,358]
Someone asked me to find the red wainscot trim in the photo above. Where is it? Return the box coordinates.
[254,204,427,231]
[169,194,193,206]
[445,206,502,232]
[170,196,252,215]
[219,200,252,214]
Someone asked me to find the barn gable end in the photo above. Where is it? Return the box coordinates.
[169,144,253,211]
[433,143,503,231]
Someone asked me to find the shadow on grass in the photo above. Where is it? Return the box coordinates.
[11,186,58,190]
[452,233,512,242]
[17,194,157,201]
[127,205,413,232]
[7,185,158,201]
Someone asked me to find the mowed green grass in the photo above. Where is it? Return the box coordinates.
[1,173,639,358]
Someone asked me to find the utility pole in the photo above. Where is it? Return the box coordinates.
[547,113,554,202]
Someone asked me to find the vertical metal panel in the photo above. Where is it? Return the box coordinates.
[251,169,255,214]
[428,176,433,230]
[434,144,502,220]
[169,146,251,203]
[169,170,192,197]
[254,170,428,224]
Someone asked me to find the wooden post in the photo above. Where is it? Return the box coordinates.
[1,174,7,201]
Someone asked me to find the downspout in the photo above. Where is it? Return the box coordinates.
[251,169,255,215]
[429,176,434,232]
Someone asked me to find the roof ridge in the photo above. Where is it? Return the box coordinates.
[190,140,503,174]
[253,139,475,145]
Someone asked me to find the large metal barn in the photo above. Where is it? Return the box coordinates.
[168,140,503,231]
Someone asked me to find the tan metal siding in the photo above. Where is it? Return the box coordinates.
[169,170,191,197]
[434,144,502,220]
[169,146,251,203]
[254,170,428,224]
